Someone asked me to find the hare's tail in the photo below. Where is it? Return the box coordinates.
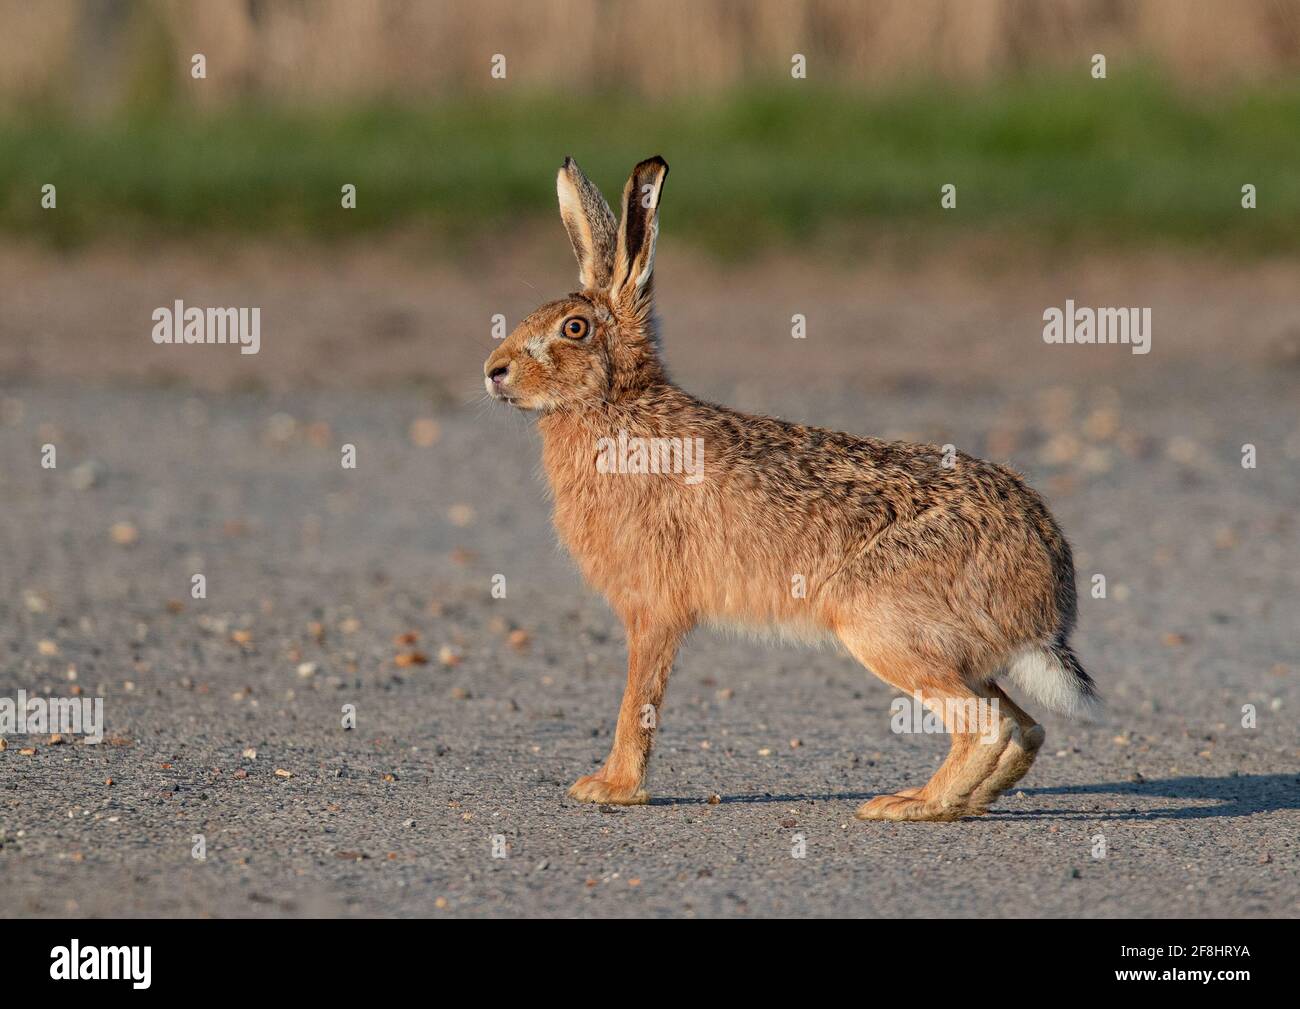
[1004,639,1100,719]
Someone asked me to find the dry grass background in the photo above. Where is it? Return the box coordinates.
[3,0,1299,110]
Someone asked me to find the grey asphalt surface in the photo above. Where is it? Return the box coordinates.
[1,359,1296,919]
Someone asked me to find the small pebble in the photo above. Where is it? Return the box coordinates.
[447,504,475,527]
[110,521,139,546]
[70,460,103,490]
[409,418,441,447]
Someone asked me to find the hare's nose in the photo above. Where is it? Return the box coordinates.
[488,364,509,383]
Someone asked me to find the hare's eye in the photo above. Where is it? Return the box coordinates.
[562,317,589,340]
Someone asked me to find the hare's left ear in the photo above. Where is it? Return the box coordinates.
[557,157,618,291]
[610,156,668,311]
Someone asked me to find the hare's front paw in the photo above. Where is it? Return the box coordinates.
[567,772,648,805]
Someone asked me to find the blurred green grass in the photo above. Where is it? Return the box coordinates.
[4,75,1299,255]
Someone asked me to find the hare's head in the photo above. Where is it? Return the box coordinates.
[484,156,669,412]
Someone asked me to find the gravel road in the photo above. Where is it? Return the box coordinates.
[1,365,1296,918]
[0,240,1297,918]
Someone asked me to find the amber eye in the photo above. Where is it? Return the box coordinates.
[561,316,589,340]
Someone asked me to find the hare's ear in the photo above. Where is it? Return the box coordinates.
[557,157,617,291]
[609,156,668,311]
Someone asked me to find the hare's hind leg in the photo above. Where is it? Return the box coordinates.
[880,682,1045,815]
[892,684,1044,806]
[568,615,685,805]
[837,635,1015,821]
[965,683,1045,813]
[858,683,1014,821]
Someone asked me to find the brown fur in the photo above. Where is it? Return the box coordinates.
[484,156,1096,820]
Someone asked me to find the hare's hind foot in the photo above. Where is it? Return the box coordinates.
[966,722,1045,814]
[857,708,1018,822]
[567,772,649,805]
[854,793,967,822]
[965,684,1046,813]
[865,718,1044,821]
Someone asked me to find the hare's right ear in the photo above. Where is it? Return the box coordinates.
[557,157,617,291]
[609,156,668,313]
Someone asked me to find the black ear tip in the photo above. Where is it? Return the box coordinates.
[629,155,667,178]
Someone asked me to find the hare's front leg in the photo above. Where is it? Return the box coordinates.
[568,617,684,805]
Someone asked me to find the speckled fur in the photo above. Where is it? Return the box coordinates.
[484,156,1097,820]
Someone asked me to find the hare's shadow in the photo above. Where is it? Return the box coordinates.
[1005,773,1300,821]
[651,773,1300,821]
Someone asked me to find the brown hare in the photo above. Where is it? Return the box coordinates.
[483,156,1097,822]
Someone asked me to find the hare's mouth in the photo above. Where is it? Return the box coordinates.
[484,375,521,406]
